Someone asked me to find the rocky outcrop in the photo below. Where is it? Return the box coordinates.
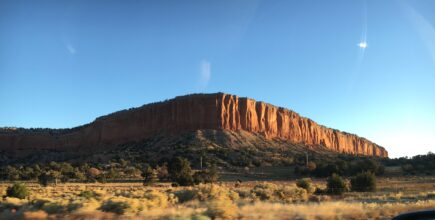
[0,93,388,157]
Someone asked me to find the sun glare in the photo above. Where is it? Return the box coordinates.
[358,42,367,49]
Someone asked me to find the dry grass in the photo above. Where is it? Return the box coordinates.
[0,177,434,219]
[239,200,435,220]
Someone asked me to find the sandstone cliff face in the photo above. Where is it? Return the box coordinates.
[218,94,387,157]
[0,93,388,157]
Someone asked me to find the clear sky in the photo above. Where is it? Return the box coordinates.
[1,0,434,158]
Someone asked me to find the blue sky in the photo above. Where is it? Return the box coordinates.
[1,0,434,158]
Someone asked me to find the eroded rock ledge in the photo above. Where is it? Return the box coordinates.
[0,93,388,157]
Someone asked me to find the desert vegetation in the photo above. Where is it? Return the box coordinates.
[0,154,434,219]
[0,176,434,219]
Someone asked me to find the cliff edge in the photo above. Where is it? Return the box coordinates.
[0,93,388,157]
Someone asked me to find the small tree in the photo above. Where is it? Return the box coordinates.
[87,168,101,182]
[351,172,376,192]
[38,172,50,187]
[73,168,87,182]
[193,163,219,184]
[50,171,62,185]
[168,157,194,186]
[6,183,30,199]
[142,165,158,186]
[5,166,20,181]
[326,174,348,195]
[156,163,169,181]
[38,171,61,186]
[106,167,120,180]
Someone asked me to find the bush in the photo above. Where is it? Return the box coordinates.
[174,184,239,203]
[275,186,308,203]
[42,202,69,214]
[79,190,102,200]
[156,163,169,181]
[326,174,348,195]
[350,172,376,192]
[296,178,315,194]
[169,157,194,186]
[143,189,171,208]
[6,183,30,199]
[250,183,277,201]
[250,182,307,203]
[99,200,131,215]
[37,171,61,186]
[193,164,219,184]
[142,165,158,186]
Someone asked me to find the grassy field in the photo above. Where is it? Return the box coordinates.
[0,176,434,220]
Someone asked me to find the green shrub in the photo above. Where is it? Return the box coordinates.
[99,200,131,215]
[174,189,197,203]
[6,183,30,199]
[350,172,376,192]
[296,178,315,194]
[326,174,348,195]
[142,165,158,186]
[193,164,219,184]
[169,157,194,186]
[274,186,308,203]
[250,182,307,202]
[175,184,239,203]
[250,183,277,201]
[38,171,61,186]
[42,202,69,214]
[79,190,101,200]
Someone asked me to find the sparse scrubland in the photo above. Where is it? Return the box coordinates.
[0,176,434,220]
[0,153,434,219]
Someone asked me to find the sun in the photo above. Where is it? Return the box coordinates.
[358,42,367,49]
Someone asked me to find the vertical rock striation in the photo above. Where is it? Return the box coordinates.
[0,93,388,157]
[217,93,387,157]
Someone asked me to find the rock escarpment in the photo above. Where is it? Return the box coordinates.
[0,93,388,157]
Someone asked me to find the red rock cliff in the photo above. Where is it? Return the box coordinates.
[0,93,388,157]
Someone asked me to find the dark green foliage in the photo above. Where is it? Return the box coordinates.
[6,182,30,199]
[351,172,376,192]
[38,172,50,187]
[79,190,101,200]
[168,157,194,186]
[307,158,384,177]
[193,163,219,184]
[21,167,39,180]
[100,200,130,214]
[351,160,384,175]
[0,166,20,181]
[326,174,348,195]
[105,168,120,180]
[142,165,157,185]
[394,152,435,175]
[73,168,87,181]
[155,163,169,181]
[37,171,61,186]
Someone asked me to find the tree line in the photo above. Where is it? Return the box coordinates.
[0,157,218,187]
